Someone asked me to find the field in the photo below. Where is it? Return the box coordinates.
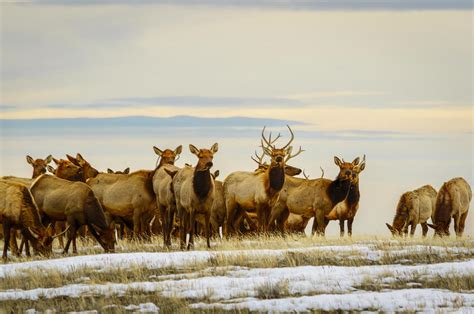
[0,235,473,313]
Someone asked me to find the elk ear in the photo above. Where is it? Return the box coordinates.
[45,155,53,164]
[153,146,163,156]
[76,153,86,165]
[107,168,114,173]
[189,144,200,156]
[213,170,220,179]
[352,157,360,165]
[427,223,437,230]
[66,154,79,165]
[47,165,56,174]
[210,143,219,154]
[164,168,178,178]
[385,223,395,232]
[123,167,130,174]
[53,158,60,165]
[334,156,343,167]
[358,162,366,172]
[26,155,34,165]
[174,145,183,155]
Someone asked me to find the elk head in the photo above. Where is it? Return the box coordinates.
[333,155,365,184]
[26,155,53,178]
[427,223,449,237]
[107,167,130,174]
[153,145,182,168]
[52,158,83,181]
[67,153,99,180]
[95,221,116,252]
[28,223,65,256]
[189,143,218,172]
[386,190,413,236]
[251,149,302,176]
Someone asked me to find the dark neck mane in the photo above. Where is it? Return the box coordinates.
[327,176,352,206]
[193,168,212,199]
[268,165,285,192]
[347,181,360,207]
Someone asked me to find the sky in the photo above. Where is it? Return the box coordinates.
[0,1,473,236]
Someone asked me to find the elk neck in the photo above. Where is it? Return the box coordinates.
[346,181,360,207]
[193,167,212,199]
[327,175,352,206]
[20,188,44,232]
[266,163,285,193]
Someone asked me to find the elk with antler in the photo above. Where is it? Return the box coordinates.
[268,155,365,236]
[325,155,367,237]
[152,145,183,246]
[0,179,59,260]
[168,143,218,249]
[224,126,301,234]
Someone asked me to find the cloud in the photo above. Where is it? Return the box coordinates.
[11,0,473,10]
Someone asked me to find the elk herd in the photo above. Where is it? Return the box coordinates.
[0,126,472,260]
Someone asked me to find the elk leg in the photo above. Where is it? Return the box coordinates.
[187,210,196,250]
[348,218,354,237]
[11,230,19,257]
[339,220,345,237]
[24,239,31,257]
[63,222,78,255]
[457,212,468,238]
[453,213,460,237]
[410,223,416,237]
[179,210,187,250]
[421,222,429,237]
[276,208,289,236]
[315,210,326,236]
[224,199,238,236]
[167,207,176,247]
[268,202,286,234]
[133,210,141,240]
[3,220,12,261]
[87,223,107,252]
[158,204,168,247]
[205,213,211,249]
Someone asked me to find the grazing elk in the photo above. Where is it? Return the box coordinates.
[385,185,437,237]
[428,177,471,237]
[171,143,218,249]
[325,156,366,237]
[268,156,363,236]
[107,168,130,174]
[30,174,115,253]
[87,170,156,239]
[0,179,58,260]
[152,145,183,246]
[224,126,301,234]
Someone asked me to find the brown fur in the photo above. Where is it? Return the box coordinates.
[26,155,52,179]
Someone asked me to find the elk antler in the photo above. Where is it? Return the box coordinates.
[320,166,325,178]
[251,150,265,166]
[302,169,310,180]
[285,145,304,162]
[281,125,295,150]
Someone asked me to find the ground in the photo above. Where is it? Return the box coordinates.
[0,235,473,313]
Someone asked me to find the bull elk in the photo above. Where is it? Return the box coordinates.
[428,177,471,237]
[385,185,437,237]
[171,143,218,249]
[268,156,363,236]
[30,174,115,253]
[0,179,60,260]
[152,145,183,246]
[224,126,302,234]
[325,155,366,237]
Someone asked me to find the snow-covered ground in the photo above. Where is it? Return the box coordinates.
[2,240,473,312]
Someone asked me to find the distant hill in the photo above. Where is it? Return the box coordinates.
[0,115,303,129]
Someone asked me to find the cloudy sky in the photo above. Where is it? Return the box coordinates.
[1,1,473,235]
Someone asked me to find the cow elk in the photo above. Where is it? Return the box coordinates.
[325,155,367,237]
[30,174,115,254]
[67,153,99,181]
[107,168,130,174]
[385,185,437,237]
[26,155,53,178]
[0,179,59,260]
[171,143,218,249]
[152,145,183,246]
[428,177,471,237]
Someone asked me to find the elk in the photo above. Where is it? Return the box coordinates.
[224,126,301,234]
[67,153,99,181]
[325,155,367,237]
[107,168,130,174]
[428,177,471,237]
[268,156,363,236]
[26,155,53,178]
[87,170,156,239]
[385,185,437,237]
[152,145,182,246]
[30,174,115,253]
[171,143,218,249]
[52,158,83,182]
[284,213,310,234]
[0,179,59,260]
